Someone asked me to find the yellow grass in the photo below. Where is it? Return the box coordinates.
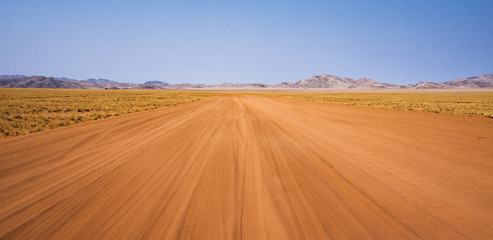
[267,92,493,118]
[0,88,216,136]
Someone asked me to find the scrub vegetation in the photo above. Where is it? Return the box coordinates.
[269,92,493,118]
[0,88,216,136]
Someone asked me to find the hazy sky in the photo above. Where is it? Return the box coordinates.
[1,0,492,84]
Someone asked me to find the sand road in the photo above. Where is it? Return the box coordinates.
[1,94,492,239]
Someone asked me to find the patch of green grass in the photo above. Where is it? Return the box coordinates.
[0,88,216,136]
[267,92,493,118]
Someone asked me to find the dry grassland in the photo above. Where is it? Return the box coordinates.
[0,88,216,136]
[268,92,493,118]
[2,89,492,137]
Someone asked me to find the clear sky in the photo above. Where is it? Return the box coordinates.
[1,0,492,84]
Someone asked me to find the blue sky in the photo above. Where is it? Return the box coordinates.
[1,0,492,84]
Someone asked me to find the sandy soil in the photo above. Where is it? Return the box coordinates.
[1,94,492,239]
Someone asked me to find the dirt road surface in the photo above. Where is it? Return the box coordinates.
[1,94,492,239]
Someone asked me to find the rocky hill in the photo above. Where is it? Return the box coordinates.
[443,74,493,88]
[401,74,493,89]
[405,82,449,89]
[0,76,135,89]
[0,76,87,89]
[276,74,397,89]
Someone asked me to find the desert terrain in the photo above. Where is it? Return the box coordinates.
[1,93,492,239]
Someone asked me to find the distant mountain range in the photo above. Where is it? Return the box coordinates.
[0,76,138,89]
[1,74,492,89]
[274,74,400,89]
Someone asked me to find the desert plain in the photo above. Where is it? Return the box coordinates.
[1,91,493,239]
